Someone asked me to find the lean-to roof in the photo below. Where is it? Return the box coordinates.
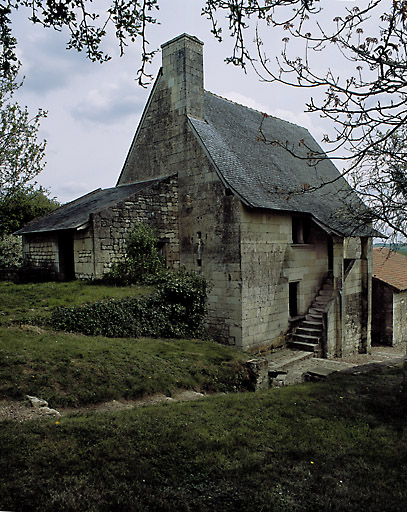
[15,177,171,235]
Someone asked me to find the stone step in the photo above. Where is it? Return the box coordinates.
[293,333,320,343]
[319,289,333,296]
[297,327,321,337]
[307,310,323,321]
[310,304,325,313]
[315,296,331,303]
[266,349,314,371]
[290,340,320,352]
[302,320,322,330]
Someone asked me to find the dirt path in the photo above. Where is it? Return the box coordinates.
[0,390,208,423]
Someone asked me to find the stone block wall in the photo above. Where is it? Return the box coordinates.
[74,177,179,280]
[73,228,95,280]
[240,209,330,350]
[176,136,243,346]
[22,233,60,276]
[341,237,371,355]
[392,290,407,345]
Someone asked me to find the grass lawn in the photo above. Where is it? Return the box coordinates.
[0,280,153,324]
[1,364,406,511]
[1,280,407,511]
[0,326,249,406]
[0,280,250,406]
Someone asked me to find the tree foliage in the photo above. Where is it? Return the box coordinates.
[0,233,22,268]
[0,71,47,201]
[0,185,59,237]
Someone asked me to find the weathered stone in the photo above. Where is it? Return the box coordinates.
[246,358,269,390]
[26,395,48,408]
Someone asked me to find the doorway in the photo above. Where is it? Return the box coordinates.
[58,231,75,281]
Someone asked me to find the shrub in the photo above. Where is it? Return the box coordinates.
[105,222,164,284]
[155,268,209,337]
[45,269,210,339]
[0,234,23,268]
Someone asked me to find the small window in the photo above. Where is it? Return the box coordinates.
[196,232,203,268]
[344,258,355,276]
[292,217,311,244]
[289,282,299,317]
[157,241,168,266]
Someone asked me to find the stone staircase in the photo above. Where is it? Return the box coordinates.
[290,278,334,356]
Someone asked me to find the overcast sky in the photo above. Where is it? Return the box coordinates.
[10,0,359,203]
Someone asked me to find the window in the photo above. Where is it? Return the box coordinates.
[292,216,311,244]
[289,282,299,317]
[344,258,355,277]
[196,232,203,267]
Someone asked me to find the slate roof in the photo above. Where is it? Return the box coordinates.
[15,177,171,235]
[189,92,372,237]
[373,247,407,291]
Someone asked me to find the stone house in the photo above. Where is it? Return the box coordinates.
[16,33,374,355]
[372,247,407,346]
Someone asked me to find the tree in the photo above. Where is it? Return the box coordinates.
[106,222,164,284]
[0,74,47,201]
[0,185,59,238]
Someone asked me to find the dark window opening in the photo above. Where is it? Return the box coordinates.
[157,240,168,266]
[328,236,334,272]
[196,232,203,267]
[289,282,299,317]
[292,217,311,244]
[344,258,355,276]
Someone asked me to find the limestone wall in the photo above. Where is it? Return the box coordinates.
[325,298,340,358]
[73,228,94,280]
[22,233,60,276]
[339,237,372,355]
[393,290,407,345]
[74,177,180,280]
[175,135,243,346]
[240,209,330,350]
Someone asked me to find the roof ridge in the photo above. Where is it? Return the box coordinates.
[204,90,307,132]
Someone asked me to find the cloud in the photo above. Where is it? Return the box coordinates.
[223,91,272,115]
[71,78,147,124]
[13,13,94,94]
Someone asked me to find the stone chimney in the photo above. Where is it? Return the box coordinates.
[161,33,204,121]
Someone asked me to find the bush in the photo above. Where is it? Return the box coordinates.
[45,269,210,339]
[155,269,209,337]
[105,222,164,284]
[0,234,23,268]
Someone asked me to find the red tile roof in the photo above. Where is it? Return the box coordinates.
[373,247,407,291]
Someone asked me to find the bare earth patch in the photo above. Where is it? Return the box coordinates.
[0,390,207,422]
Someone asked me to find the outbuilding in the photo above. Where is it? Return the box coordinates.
[372,247,407,346]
